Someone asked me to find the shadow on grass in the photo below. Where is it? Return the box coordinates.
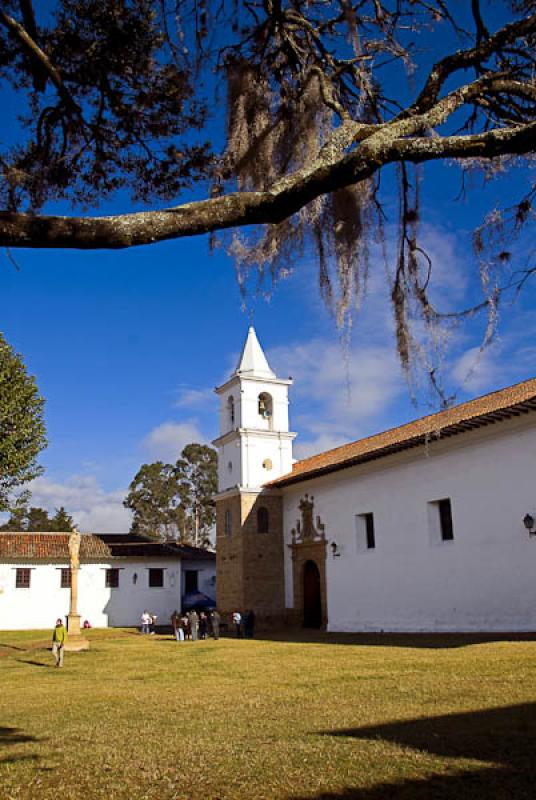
[294,703,536,800]
[15,657,50,668]
[253,630,536,649]
[289,767,533,800]
[0,727,37,746]
[0,725,45,767]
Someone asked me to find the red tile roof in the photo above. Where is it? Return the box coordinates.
[0,533,112,561]
[0,533,213,561]
[269,377,536,488]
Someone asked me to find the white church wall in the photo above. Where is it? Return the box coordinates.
[0,558,183,631]
[218,437,242,492]
[283,416,536,632]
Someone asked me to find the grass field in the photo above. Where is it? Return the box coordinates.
[1,629,536,800]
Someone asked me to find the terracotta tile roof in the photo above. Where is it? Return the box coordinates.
[269,377,536,488]
[0,532,216,562]
[0,533,112,561]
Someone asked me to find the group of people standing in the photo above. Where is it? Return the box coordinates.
[170,609,221,641]
[140,607,257,640]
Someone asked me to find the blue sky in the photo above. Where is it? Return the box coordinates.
[1,4,535,530]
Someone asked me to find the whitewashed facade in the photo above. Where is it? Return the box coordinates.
[0,534,216,631]
[281,414,536,632]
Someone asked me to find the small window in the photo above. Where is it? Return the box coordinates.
[428,498,454,544]
[149,568,164,588]
[228,395,235,426]
[438,498,454,541]
[184,570,198,593]
[257,506,269,533]
[225,508,232,536]
[105,568,119,588]
[60,568,72,588]
[355,513,375,552]
[15,568,31,588]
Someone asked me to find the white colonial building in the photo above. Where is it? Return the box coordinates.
[0,533,215,631]
[215,327,536,633]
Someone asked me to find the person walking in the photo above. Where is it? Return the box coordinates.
[210,609,221,640]
[232,610,242,638]
[52,618,67,668]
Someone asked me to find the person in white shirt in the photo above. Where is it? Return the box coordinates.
[140,610,152,634]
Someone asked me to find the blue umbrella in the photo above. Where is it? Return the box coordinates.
[182,591,216,610]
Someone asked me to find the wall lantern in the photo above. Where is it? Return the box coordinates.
[331,542,341,558]
[523,514,535,535]
[132,572,138,584]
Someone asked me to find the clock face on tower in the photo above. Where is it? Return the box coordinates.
[262,458,273,471]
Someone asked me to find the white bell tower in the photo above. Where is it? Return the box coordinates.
[213,327,296,492]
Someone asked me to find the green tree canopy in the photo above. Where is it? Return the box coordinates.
[124,444,217,546]
[0,332,47,511]
[0,503,75,531]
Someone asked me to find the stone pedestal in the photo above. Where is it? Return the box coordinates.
[64,613,89,651]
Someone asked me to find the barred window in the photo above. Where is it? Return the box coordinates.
[105,568,119,588]
[60,568,72,588]
[15,568,31,588]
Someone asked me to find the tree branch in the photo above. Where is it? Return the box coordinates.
[0,9,81,117]
[2,116,534,250]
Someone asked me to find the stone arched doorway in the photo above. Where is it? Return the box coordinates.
[303,560,321,628]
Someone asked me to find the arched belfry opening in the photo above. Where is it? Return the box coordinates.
[227,395,235,428]
[303,560,322,628]
[258,392,273,429]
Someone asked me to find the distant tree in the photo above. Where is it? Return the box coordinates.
[124,444,217,546]
[124,461,186,541]
[0,502,75,531]
[175,444,218,548]
[0,491,30,530]
[0,332,47,511]
[25,506,50,531]
[50,506,75,531]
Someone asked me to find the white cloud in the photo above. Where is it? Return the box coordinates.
[268,337,404,455]
[175,386,216,409]
[27,475,131,533]
[451,346,503,393]
[142,419,207,461]
[294,434,348,460]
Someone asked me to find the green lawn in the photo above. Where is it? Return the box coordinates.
[1,629,536,799]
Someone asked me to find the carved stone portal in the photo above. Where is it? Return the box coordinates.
[291,494,326,544]
[290,495,328,629]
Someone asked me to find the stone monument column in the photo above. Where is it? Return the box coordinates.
[64,529,89,651]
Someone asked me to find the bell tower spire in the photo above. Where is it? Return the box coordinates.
[213,327,296,492]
